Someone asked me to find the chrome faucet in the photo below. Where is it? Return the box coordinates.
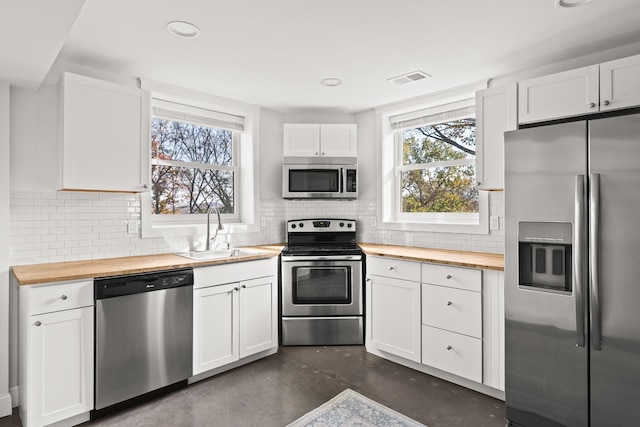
[206,206,224,250]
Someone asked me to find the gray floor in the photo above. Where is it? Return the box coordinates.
[0,346,505,427]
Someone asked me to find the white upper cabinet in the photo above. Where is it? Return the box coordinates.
[518,53,640,124]
[475,84,517,190]
[283,123,357,157]
[58,72,150,192]
[600,54,640,112]
[518,65,599,124]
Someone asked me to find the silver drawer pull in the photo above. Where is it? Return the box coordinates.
[446,346,452,351]
[233,287,239,291]
[446,275,452,279]
[61,295,68,300]
[241,285,246,289]
[388,266,394,271]
[447,301,453,306]
[35,321,42,327]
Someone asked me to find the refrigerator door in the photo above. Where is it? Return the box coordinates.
[589,113,640,426]
[505,122,589,427]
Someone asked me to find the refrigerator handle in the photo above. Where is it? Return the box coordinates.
[574,175,587,348]
[590,173,602,351]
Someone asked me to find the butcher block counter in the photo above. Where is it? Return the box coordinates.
[358,243,504,271]
[12,243,503,285]
[12,244,284,285]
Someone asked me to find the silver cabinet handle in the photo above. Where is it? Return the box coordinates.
[388,266,394,271]
[241,285,246,289]
[446,346,452,350]
[143,184,148,189]
[61,295,68,300]
[35,321,42,327]
[366,278,371,282]
[603,100,610,106]
[589,102,597,108]
[590,173,602,351]
[574,175,587,348]
[447,301,453,306]
[446,274,452,279]
[233,287,239,291]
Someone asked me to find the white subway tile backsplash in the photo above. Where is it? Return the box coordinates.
[9,190,505,266]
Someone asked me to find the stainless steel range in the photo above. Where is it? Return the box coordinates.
[281,218,364,345]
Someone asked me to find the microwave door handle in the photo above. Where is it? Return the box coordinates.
[340,168,344,193]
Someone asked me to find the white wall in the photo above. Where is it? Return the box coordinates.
[1,83,12,416]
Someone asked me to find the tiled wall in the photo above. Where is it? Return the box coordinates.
[9,191,504,266]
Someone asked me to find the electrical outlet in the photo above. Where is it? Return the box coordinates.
[371,216,377,227]
[260,216,267,227]
[490,216,499,230]
[127,219,139,234]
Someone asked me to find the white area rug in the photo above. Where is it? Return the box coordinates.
[287,389,427,427]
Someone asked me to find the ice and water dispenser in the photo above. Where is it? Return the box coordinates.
[518,222,572,293]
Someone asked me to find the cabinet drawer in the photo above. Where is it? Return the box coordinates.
[422,284,481,338]
[367,256,420,282]
[29,280,94,315]
[422,325,482,383]
[421,263,481,292]
[194,258,276,289]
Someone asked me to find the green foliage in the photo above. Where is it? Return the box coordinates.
[400,119,478,213]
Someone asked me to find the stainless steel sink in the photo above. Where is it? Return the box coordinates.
[174,248,266,261]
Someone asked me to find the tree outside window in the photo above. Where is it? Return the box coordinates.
[151,117,236,216]
[398,118,478,214]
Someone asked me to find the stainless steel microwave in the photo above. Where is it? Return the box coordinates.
[283,164,357,199]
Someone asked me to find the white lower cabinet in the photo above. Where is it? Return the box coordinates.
[193,258,278,375]
[420,264,483,383]
[366,256,505,398]
[366,257,421,363]
[19,280,94,427]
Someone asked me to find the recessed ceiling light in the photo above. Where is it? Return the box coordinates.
[167,21,201,38]
[321,78,342,87]
[556,0,593,8]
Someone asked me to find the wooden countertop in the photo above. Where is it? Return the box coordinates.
[12,243,503,285]
[358,243,504,271]
[12,245,285,285]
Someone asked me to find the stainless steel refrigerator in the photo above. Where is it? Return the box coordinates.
[504,112,640,427]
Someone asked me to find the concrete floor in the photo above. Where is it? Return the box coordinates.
[0,346,506,427]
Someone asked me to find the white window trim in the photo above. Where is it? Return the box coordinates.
[139,78,261,238]
[375,80,490,234]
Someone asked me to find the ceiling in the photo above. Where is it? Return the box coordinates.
[3,0,640,114]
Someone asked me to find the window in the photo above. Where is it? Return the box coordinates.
[150,100,241,224]
[377,91,489,233]
[139,79,261,238]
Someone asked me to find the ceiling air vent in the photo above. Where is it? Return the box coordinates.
[388,70,431,86]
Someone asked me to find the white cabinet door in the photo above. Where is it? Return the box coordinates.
[283,124,321,156]
[518,65,599,124]
[283,123,357,157]
[239,275,277,358]
[59,72,150,192]
[193,283,239,374]
[475,84,517,190]
[28,307,93,427]
[319,124,357,157]
[367,275,421,362]
[600,54,640,112]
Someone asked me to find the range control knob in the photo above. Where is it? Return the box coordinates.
[339,222,345,227]
[299,223,304,228]
[347,223,353,228]
[291,224,296,229]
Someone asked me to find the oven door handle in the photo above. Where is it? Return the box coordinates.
[281,255,362,262]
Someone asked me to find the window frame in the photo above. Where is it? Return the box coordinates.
[139,79,261,238]
[375,81,489,234]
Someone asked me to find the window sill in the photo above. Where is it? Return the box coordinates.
[379,219,489,235]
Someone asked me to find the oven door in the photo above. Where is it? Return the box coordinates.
[281,255,362,316]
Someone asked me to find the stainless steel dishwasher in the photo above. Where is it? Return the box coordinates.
[94,268,193,412]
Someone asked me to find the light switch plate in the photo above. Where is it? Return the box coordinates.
[127,219,139,234]
[490,216,499,230]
